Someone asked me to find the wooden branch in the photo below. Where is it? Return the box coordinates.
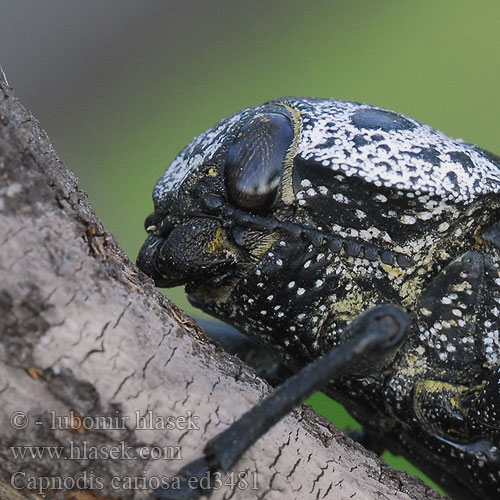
[0,75,440,500]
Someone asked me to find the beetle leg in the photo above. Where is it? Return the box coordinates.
[467,367,500,433]
[413,379,471,438]
[346,429,387,455]
[414,369,500,438]
[380,250,500,499]
[196,319,290,385]
[199,320,390,454]
[409,249,500,435]
[151,305,409,499]
[482,219,500,250]
[385,251,486,419]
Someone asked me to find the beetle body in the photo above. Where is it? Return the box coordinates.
[138,98,500,499]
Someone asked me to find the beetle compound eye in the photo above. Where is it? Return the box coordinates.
[224,112,294,213]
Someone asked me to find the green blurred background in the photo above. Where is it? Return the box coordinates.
[4,0,500,494]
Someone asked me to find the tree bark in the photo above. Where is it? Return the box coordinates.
[0,74,441,500]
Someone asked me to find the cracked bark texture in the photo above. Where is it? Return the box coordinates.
[0,76,442,500]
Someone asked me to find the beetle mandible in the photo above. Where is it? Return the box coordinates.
[137,98,500,500]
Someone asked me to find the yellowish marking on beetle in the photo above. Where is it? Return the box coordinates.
[248,233,280,261]
[195,228,244,305]
[329,287,374,322]
[208,167,217,177]
[378,262,423,309]
[381,263,406,279]
[388,226,477,310]
[393,350,428,381]
[207,227,232,253]
[413,379,473,437]
[279,102,302,206]
[416,380,460,395]
[439,248,450,260]
[200,230,280,305]
[452,281,472,292]
[400,276,424,309]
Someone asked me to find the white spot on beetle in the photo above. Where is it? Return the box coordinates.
[333,193,349,203]
[418,212,433,220]
[400,215,416,225]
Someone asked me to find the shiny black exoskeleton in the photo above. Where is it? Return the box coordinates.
[137,98,500,499]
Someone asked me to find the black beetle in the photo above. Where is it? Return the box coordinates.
[138,98,500,500]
